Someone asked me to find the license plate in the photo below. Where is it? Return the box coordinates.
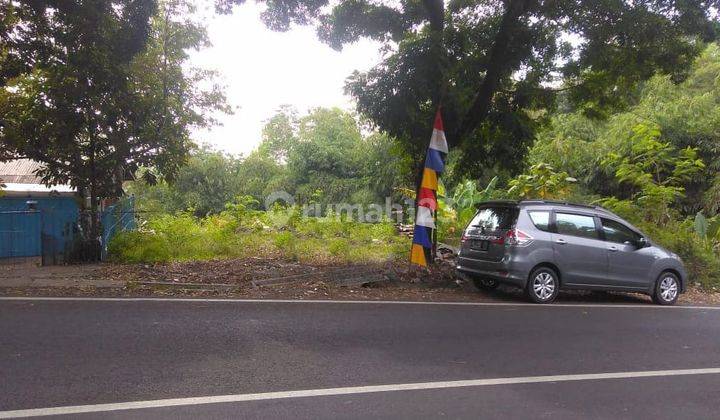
[471,240,489,251]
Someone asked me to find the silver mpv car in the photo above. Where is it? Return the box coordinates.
[456,200,687,305]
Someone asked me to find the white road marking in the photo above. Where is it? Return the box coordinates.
[2,368,720,418]
[0,296,718,310]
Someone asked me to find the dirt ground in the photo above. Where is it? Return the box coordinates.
[1,257,719,306]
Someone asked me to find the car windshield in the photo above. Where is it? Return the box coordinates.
[469,206,518,231]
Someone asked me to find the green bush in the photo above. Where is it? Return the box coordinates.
[107,231,171,263]
[328,238,350,258]
[146,214,213,261]
[273,231,298,260]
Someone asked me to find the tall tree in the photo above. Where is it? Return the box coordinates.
[256,106,413,208]
[167,148,243,217]
[218,0,717,178]
[0,0,229,235]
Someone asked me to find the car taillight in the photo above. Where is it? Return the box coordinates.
[505,228,533,246]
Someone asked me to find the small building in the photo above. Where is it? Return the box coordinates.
[0,159,80,265]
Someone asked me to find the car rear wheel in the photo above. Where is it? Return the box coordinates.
[473,277,500,290]
[652,272,679,305]
[526,267,559,304]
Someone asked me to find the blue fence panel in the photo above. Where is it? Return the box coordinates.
[101,196,136,260]
[0,211,42,258]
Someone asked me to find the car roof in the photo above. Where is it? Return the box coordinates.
[520,200,603,212]
[478,199,614,216]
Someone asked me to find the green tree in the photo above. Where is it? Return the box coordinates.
[530,43,720,212]
[528,113,604,186]
[258,107,413,209]
[129,0,232,181]
[218,0,717,178]
[600,124,705,223]
[172,149,243,217]
[285,108,367,205]
[235,150,287,203]
[0,1,156,87]
[0,0,229,234]
[258,105,298,162]
[357,132,414,204]
[507,163,577,200]
[130,145,286,217]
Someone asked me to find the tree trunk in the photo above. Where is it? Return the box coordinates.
[457,0,536,140]
[423,0,447,110]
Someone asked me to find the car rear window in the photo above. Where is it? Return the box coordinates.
[469,206,518,231]
[528,211,551,232]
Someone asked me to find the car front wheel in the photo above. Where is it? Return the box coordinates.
[526,267,559,304]
[652,272,680,305]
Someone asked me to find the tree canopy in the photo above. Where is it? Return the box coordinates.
[128,107,413,216]
[267,107,412,208]
[0,0,156,88]
[218,0,718,178]
[531,43,720,214]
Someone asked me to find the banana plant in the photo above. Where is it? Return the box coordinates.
[693,212,720,244]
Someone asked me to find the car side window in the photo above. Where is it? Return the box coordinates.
[555,212,599,240]
[601,218,641,245]
[528,211,551,232]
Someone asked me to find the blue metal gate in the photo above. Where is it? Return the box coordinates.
[0,196,136,264]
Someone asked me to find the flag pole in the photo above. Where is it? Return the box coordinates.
[431,104,444,264]
[432,215,438,262]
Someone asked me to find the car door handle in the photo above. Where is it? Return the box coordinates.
[555,238,567,245]
[608,246,618,252]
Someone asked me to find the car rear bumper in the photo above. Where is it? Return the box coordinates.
[456,256,527,288]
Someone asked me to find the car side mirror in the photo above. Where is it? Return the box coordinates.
[637,237,648,248]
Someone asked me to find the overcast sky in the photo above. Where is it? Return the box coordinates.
[188,2,382,157]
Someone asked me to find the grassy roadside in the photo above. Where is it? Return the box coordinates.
[2,258,719,306]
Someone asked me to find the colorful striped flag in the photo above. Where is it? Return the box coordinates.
[410,110,448,267]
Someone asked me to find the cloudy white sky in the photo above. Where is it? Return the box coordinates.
[189,2,382,156]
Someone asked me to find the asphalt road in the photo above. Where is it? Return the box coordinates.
[1,297,720,419]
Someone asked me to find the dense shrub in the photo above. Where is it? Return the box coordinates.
[107,231,171,263]
[108,209,407,265]
[637,219,720,290]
